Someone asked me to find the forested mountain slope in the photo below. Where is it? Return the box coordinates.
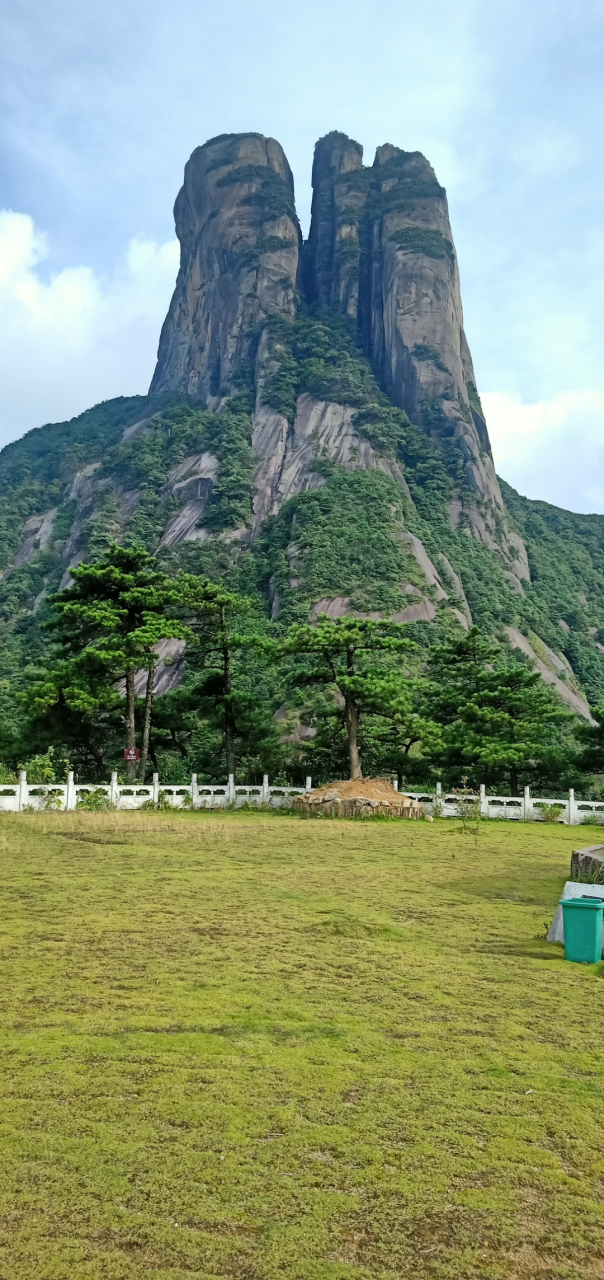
[0,129,603,762]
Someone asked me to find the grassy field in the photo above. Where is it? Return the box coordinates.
[0,811,603,1280]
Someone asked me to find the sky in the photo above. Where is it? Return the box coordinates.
[1,0,604,513]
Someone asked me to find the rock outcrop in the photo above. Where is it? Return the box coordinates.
[150,133,301,403]
[505,626,595,722]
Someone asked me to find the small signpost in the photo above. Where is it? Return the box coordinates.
[124,747,140,762]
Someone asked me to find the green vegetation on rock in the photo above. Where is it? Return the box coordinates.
[390,226,454,260]
[217,164,296,222]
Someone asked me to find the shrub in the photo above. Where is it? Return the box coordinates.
[76,788,114,812]
[140,791,175,812]
[539,803,565,823]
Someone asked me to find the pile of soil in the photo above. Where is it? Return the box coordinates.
[293,777,423,820]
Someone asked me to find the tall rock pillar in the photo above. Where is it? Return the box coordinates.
[364,144,500,507]
[150,132,301,404]
[302,135,522,560]
[303,131,366,318]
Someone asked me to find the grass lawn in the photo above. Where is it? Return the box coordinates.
[0,811,603,1279]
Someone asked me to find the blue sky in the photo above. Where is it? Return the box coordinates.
[1,0,604,512]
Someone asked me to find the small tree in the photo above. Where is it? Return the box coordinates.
[280,616,417,780]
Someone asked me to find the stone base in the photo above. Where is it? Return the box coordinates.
[570,844,604,881]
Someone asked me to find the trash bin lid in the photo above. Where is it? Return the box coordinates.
[559,897,604,908]
[581,895,604,902]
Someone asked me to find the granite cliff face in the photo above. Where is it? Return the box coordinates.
[150,133,301,404]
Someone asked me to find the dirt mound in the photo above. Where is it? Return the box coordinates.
[293,777,423,820]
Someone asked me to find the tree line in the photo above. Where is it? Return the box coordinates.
[4,543,604,796]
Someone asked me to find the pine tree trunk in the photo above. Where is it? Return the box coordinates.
[126,666,136,781]
[345,695,362,780]
[221,607,236,780]
[139,663,155,784]
[510,764,519,796]
[344,644,362,780]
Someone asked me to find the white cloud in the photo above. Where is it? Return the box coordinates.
[0,209,178,443]
[482,389,604,514]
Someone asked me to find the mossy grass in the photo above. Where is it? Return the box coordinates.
[0,811,602,1277]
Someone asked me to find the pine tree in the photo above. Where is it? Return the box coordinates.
[425,627,569,793]
[29,544,186,780]
[172,575,282,781]
[280,616,417,780]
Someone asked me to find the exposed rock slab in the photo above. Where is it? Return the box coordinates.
[159,501,211,549]
[3,507,58,578]
[438,553,472,626]
[132,638,187,697]
[309,593,436,624]
[505,625,595,722]
[251,392,410,531]
[392,598,437,623]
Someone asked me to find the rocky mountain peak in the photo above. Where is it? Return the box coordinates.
[150,132,301,405]
[149,129,527,577]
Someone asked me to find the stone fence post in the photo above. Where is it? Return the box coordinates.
[66,771,76,811]
[306,776,312,792]
[227,774,235,803]
[153,773,160,804]
[191,773,199,809]
[110,771,119,807]
[479,784,487,817]
[523,786,532,821]
[17,770,27,813]
[568,788,577,826]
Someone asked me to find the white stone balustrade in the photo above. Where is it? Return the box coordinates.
[0,775,601,822]
[0,771,311,812]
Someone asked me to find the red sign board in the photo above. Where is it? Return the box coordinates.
[124,747,140,761]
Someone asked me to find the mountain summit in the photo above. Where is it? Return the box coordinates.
[151,130,525,573]
[0,130,602,728]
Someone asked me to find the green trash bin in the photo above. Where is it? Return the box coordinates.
[559,897,604,964]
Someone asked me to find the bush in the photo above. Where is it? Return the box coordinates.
[539,803,565,823]
[76,788,114,812]
[140,791,175,811]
